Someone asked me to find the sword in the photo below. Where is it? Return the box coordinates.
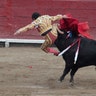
[58,46,71,56]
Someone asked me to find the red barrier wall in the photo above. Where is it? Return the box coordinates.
[0,0,96,39]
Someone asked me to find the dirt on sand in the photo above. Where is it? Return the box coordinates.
[0,46,96,96]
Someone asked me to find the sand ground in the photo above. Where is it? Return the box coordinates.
[0,46,96,96]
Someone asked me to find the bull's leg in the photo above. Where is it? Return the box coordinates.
[59,66,71,82]
[70,67,78,85]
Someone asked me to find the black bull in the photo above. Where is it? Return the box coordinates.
[54,31,96,84]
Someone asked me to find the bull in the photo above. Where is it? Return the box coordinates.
[54,31,96,85]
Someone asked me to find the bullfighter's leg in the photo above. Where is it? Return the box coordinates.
[59,65,71,82]
[70,67,78,84]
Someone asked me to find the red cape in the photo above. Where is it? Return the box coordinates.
[59,14,92,39]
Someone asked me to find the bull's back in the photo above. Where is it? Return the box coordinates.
[77,37,96,66]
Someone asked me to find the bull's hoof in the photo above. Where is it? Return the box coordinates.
[59,77,64,82]
[58,79,62,82]
[69,82,74,86]
[57,79,62,83]
[69,79,74,86]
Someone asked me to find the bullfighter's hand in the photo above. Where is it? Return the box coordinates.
[63,15,67,18]
[14,29,21,35]
[63,15,71,19]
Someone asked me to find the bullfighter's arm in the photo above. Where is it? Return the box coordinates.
[51,14,69,22]
[14,22,35,35]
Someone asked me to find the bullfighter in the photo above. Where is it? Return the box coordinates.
[14,12,69,54]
